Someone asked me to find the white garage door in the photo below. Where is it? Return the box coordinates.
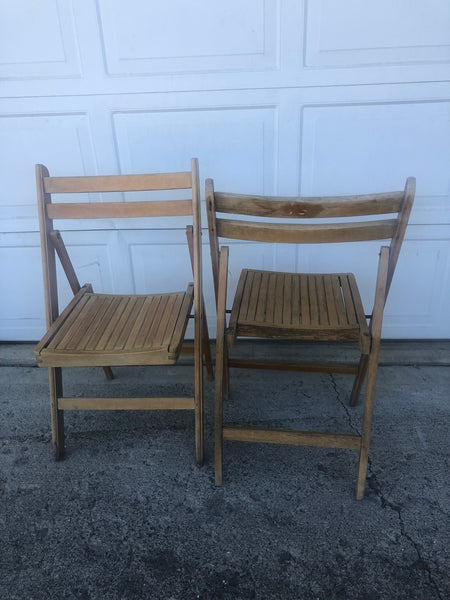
[1,0,449,340]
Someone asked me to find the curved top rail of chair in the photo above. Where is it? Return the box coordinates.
[210,176,415,219]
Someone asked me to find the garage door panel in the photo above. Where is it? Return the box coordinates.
[0,1,449,340]
[97,0,279,76]
[113,106,277,195]
[300,101,450,197]
[299,102,450,208]
[305,0,450,68]
[0,0,80,80]
[383,240,450,338]
[0,113,97,232]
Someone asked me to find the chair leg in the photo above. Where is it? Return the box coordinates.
[223,343,230,401]
[214,337,225,485]
[350,354,369,406]
[215,246,229,484]
[102,366,114,380]
[48,367,64,459]
[202,309,214,381]
[194,325,204,467]
[355,350,380,500]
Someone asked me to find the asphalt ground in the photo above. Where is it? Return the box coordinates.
[0,341,449,599]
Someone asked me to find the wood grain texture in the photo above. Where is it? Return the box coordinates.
[229,269,367,343]
[35,161,204,463]
[206,177,415,495]
[35,288,193,367]
[44,171,192,193]
[214,191,404,218]
[59,397,195,410]
[216,218,398,244]
[47,200,193,220]
[223,427,361,450]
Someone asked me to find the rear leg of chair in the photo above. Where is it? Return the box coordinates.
[102,366,114,380]
[202,310,214,381]
[223,344,230,401]
[350,354,369,406]
[194,321,204,466]
[48,367,64,459]
[355,351,380,499]
[194,389,203,467]
[214,247,229,484]
[214,337,225,485]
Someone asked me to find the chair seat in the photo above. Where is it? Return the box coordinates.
[35,283,194,368]
[228,269,370,352]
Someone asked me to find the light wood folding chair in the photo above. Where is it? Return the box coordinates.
[207,177,415,498]
[34,159,212,465]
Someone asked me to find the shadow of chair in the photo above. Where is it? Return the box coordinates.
[206,177,415,498]
[34,158,212,465]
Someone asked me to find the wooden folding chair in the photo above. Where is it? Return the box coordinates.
[34,159,212,465]
[207,177,415,498]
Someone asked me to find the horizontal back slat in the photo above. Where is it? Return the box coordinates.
[46,200,193,220]
[214,191,403,218]
[216,218,398,244]
[44,171,192,194]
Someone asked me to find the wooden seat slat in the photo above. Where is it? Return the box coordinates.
[154,294,179,348]
[95,296,130,350]
[114,297,147,350]
[339,275,357,325]
[76,296,115,351]
[56,295,102,350]
[274,273,284,326]
[36,289,193,364]
[168,284,194,355]
[265,272,277,326]
[299,275,310,326]
[291,274,300,326]
[46,292,91,350]
[282,273,292,325]
[231,270,368,343]
[84,296,117,351]
[134,295,162,349]
[308,275,319,326]
[255,271,270,323]
[331,275,348,326]
[315,275,329,326]
[324,275,338,326]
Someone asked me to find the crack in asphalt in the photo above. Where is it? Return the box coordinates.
[330,373,444,600]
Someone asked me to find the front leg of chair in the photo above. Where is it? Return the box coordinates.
[202,309,214,381]
[48,367,64,459]
[355,348,380,499]
[214,335,225,485]
[214,247,229,485]
[356,246,389,499]
[194,296,204,468]
[350,354,369,406]
[102,366,114,380]
[223,344,230,402]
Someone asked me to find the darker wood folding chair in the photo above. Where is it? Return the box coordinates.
[34,159,212,465]
[207,177,415,498]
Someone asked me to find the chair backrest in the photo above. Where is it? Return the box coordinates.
[36,159,202,329]
[206,177,415,303]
